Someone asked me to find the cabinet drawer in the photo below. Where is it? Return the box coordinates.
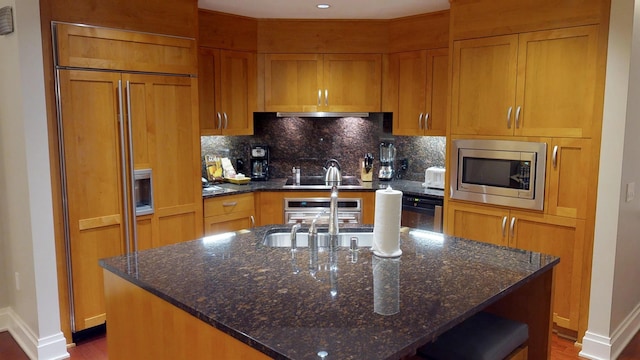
[204,193,254,217]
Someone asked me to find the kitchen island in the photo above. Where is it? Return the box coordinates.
[100,225,558,360]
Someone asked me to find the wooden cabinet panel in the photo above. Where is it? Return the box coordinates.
[447,200,585,332]
[198,48,256,135]
[263,54,382,112]
[515,26,599,138]
[511,212,585,331]
[264,54,323,112]
[546,138,592,219]
[391,48,448,136]
[451,26,599,138]
[451,35,518,136]
[446,202,510,247]
[204,193,255,235]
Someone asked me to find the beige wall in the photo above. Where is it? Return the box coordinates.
[583,0,640,358]
[0,0,67,358]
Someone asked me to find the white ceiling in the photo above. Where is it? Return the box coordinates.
[197,0,450,20]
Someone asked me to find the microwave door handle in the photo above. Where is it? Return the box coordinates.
[501,216,508,238]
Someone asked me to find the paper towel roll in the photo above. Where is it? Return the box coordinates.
[372,186,403,257]
[373,256,400,315]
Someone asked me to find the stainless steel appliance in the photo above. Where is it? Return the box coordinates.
[450,139,547,210]
[134,169,154,215]
[378,142,396,180]
[401,194,443,232]
[284,197,362,224]
[283,176,363,189]
[424,167,445,190]
[250,145,269,181]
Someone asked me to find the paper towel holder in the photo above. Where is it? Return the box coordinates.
[0,6,14,36]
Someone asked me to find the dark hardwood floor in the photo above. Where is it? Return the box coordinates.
[1,329,639,359]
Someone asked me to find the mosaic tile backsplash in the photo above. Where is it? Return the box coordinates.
[201,113,445,182]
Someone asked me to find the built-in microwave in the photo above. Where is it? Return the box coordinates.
[450,139,547,210]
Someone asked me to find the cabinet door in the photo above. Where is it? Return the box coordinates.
[446,202,510,247]
[511,212,585,331]
[391,51,427,135]
[425,48,449,135]
[451,35,518,135]
[126,74,203,248]
[204,215,254,236]
[515,26,599,138]
[59,70,125,332]
[219,50,256,135]
[323,54,382,112]
[546,138,592,219]
[198,48,222,135]
[264,54,323,112]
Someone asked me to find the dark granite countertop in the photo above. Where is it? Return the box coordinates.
[100,225,558,360]
[203,178,444,200]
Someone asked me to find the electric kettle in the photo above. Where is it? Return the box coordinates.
[324,159,342,184]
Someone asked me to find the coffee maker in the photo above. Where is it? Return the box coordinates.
[378,142,396,180]
[250,145,269,181]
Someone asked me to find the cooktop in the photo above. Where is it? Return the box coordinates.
[283,176,363,188]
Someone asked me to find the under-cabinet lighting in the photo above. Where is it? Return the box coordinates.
[317,4,331,9]
[409,229,444,244]
[202,232,236,244]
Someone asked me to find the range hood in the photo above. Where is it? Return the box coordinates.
[276,112,369,118]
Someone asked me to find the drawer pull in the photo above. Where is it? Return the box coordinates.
[222,202,238,207]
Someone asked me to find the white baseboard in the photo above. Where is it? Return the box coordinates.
[0,307,68,360]
[581,302,640,360]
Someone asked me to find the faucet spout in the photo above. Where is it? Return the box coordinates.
[329,185,339,236]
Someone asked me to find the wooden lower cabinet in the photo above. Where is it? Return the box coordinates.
[254,191,375,226]
[446,201,585,332]
[203,193,255,235]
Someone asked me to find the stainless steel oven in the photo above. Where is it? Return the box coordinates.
[401,195,443,233]
[284,197,362,225]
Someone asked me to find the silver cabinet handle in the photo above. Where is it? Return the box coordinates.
[223,112,228,129]
[125,80,138,253]
[509,217,516,238]
[117,80,131,256]
[501,216,507,238]
[425,113,430,130]
[250,215,255,229]
[552,145,559,168]
[318,89,321,106]
[418,113,424,129]
[507,106,513,129]
[216,112,222,130]
[222,201,238,207]
[515,106,521,128]
[325,89,328,106]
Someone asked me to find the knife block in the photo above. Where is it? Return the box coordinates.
[361,161,373,182]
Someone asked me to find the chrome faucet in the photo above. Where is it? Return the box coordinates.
[308,210,326,274]
[290,222,301,250]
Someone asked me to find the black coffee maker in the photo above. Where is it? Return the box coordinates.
[250,145,269,181]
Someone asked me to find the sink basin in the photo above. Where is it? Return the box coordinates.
[263,229,374,248]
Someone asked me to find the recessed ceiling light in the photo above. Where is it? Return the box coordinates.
[316,4,331,9]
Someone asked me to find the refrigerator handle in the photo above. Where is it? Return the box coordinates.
[125,80,138,253]
[118,80,131,258]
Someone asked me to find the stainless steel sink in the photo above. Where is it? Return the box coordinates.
[263,229,374,248]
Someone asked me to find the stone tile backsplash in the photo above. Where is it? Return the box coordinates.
[201,113,445,182]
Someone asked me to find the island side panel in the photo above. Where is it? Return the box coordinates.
[485,267,555,360]
[103,270,272,360]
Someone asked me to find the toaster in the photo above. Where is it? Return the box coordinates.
[424,167,445,189]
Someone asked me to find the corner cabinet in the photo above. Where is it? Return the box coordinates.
[263,53,382,112]
[451,26,599,138]
[198,48,256,135]
[446,201,585,331]
[389,49,448,136]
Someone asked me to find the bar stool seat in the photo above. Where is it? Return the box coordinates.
[417,312,529,360]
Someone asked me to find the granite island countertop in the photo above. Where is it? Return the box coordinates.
[100,225,558,360]
[202,178,445,200]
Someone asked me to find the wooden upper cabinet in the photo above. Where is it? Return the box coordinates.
[198,47,256,135]
[391,48,448,136]
[516,26,599,138]
[451,35,518,136]
[263,53,382,112]
[451,26,599,138]
[264,54,323,112]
